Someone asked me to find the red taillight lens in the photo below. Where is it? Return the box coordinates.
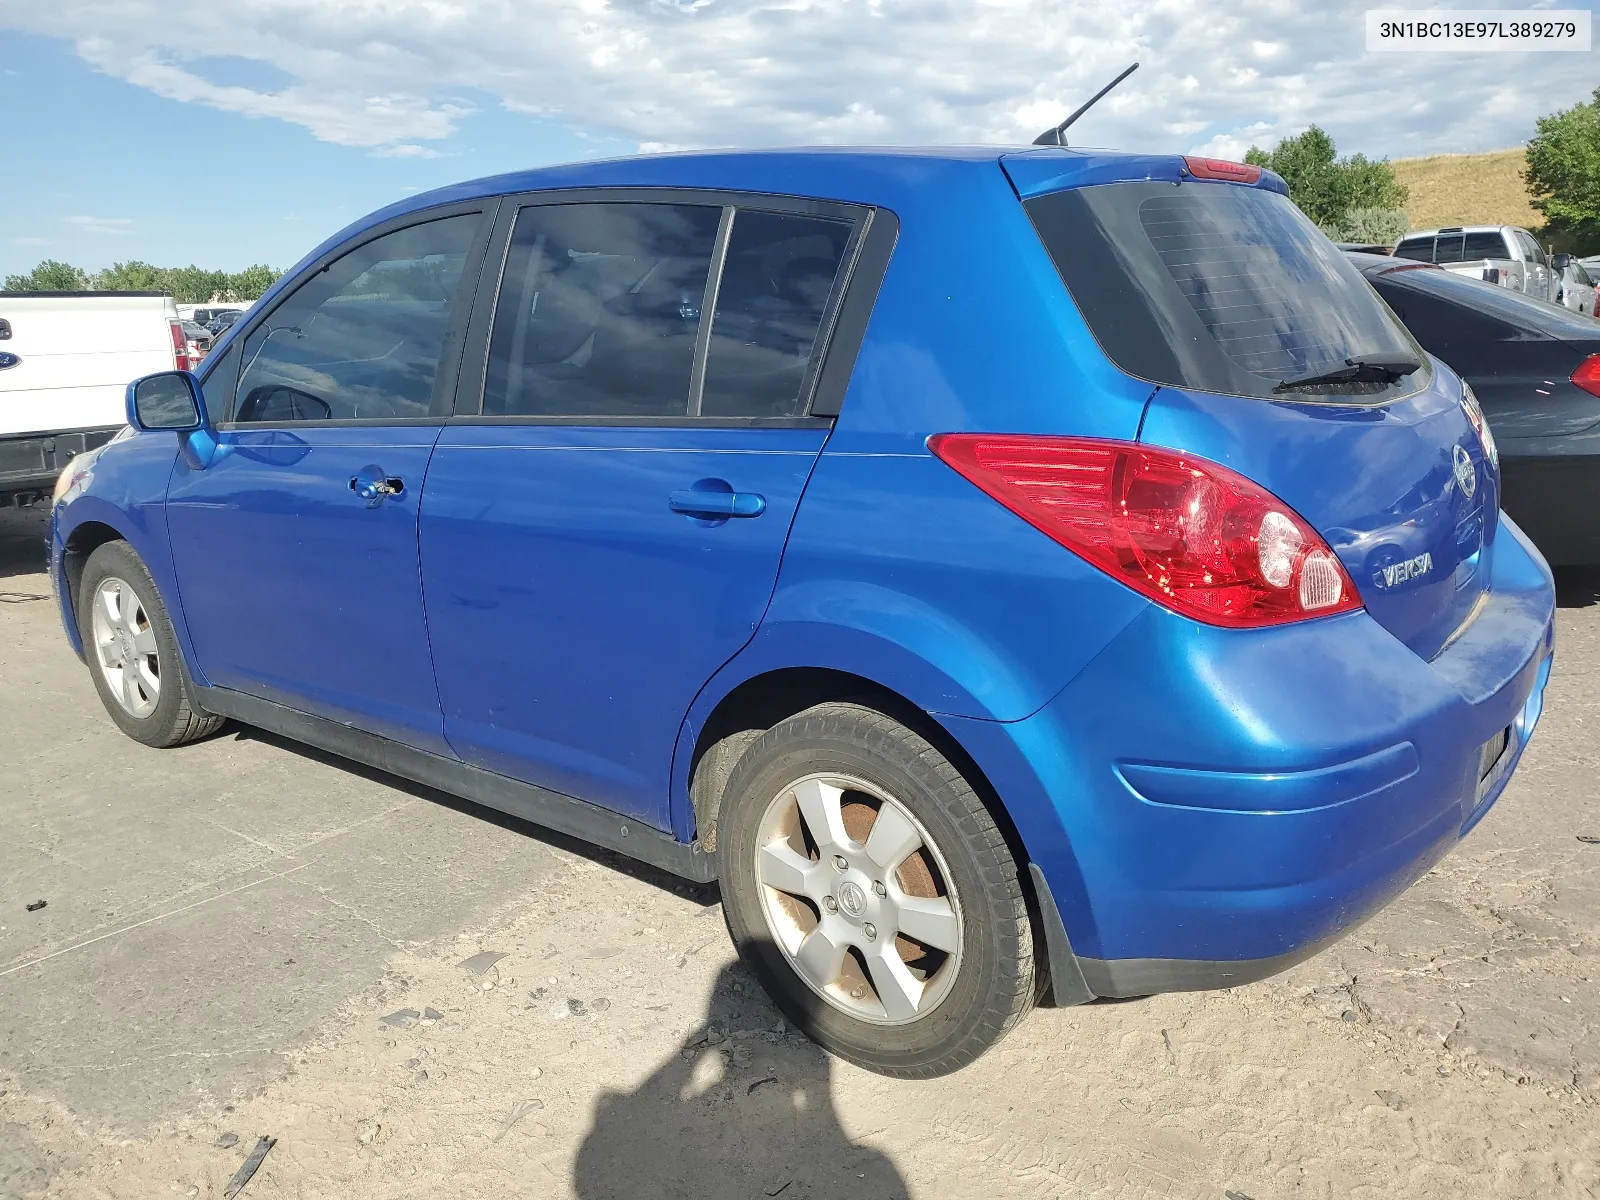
[928,434,1363,628]
[1572,354,1600,399]
[169,321,192,372]
[1182,155,1261,184]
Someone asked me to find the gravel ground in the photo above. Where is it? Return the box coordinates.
[1,504,1597,1199]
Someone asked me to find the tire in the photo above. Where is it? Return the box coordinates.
[718,701,1035,1077]
[77,540,224,748]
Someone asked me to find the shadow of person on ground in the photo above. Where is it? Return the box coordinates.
[574,958,909,1200]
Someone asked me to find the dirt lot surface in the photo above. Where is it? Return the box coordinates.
[2,505,1598,1199]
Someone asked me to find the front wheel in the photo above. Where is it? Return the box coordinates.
[77,540,223,748]
[718,702,1035,1077]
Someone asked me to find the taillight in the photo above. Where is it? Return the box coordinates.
[1461,382,1498,469]
[928,434,1363,628]
[1572,354,1600,399]
[169,321,192,372]
[1182,156,1261,184]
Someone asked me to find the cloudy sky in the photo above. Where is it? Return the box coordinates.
[1,0,1595,277]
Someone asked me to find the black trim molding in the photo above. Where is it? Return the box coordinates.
[196,685,718,883]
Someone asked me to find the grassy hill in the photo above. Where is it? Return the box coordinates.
[1389,147,1539,231]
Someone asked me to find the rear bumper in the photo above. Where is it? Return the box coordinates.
[950,516,1555,997]
[0,427,123,498]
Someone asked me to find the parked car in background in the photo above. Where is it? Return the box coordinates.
[1349,251,1600,564]
[1551,254,1597,316]
[1393,226,1557,301]
[0,290,193,506]
[205,308,247,336]
[53,147,1553,1077]
[191,305,246,327]
[178,320,214,362]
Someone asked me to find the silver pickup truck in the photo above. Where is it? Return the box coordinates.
[1392,225,1559,302]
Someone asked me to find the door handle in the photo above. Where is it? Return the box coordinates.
[669,488,766,519]
[350,470,405,506]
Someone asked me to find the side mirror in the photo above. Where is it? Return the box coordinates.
[1551,253,1573,270]
[127,370,209,432]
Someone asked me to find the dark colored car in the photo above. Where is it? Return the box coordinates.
[1350,252,1600,565]
[51,150,1553,1077]
[205,308,246,336]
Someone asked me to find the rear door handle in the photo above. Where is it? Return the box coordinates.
[669,488,766,519]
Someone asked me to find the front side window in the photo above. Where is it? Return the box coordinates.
[484,203,721,418]
[232,213,482,423]
[1026,181,1423,401]
[701,210,853,417]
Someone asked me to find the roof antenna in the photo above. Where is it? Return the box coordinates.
[1032,62,1139,147]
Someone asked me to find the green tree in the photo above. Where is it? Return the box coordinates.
[1244,125,1408,231]
[3,260,91,291]
[95,261,169,292]
[1525,87,1600,249]
[1323,206,1412,247]
[228,264,281,300]
[164,265,232,304]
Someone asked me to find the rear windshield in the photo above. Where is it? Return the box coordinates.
[1026,181,1425,401]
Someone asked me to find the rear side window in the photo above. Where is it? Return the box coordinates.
[232,214,482,423]
[701,210,853,418]
[484,203,721,418]
[1463,231,1507,259]
[1026,181,1423,400]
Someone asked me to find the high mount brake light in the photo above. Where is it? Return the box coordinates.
[928,434,1363,628]
[1572,354,1600,400]
[1182,156,1261,184]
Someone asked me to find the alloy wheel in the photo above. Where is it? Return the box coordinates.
[90,576,161,718]
[753,773,964,1025]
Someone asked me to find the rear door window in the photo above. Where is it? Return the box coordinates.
[484,203,721,418]
[1026,181,1424,401]
[700,210,854,418]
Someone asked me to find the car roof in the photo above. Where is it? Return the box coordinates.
[253,144,1287,324]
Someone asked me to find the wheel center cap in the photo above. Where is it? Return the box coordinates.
[837,880,867,918]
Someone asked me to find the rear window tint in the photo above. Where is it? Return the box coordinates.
[1394,238,1434,262]
[1463,231,1507,259]
[1026,181,1424,400]
[1433,233,1466,264]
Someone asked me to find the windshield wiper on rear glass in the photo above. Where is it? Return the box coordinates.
[1274,354,1422,392]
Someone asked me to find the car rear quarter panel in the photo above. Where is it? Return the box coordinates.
[669,158,1157,836]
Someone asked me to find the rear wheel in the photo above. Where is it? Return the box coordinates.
[718,702,1035,1077]
[78,541,223,748]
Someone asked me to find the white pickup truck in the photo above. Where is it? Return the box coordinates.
[0,291,193,506]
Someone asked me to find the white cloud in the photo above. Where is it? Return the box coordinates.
[63,216,133,234]
[1,1,1593,161]
[10,236,51,246]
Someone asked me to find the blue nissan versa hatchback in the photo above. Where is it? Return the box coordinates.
[52,146,1554,1077]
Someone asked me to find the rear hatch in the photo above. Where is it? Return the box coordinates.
[1006,151,1496,660]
